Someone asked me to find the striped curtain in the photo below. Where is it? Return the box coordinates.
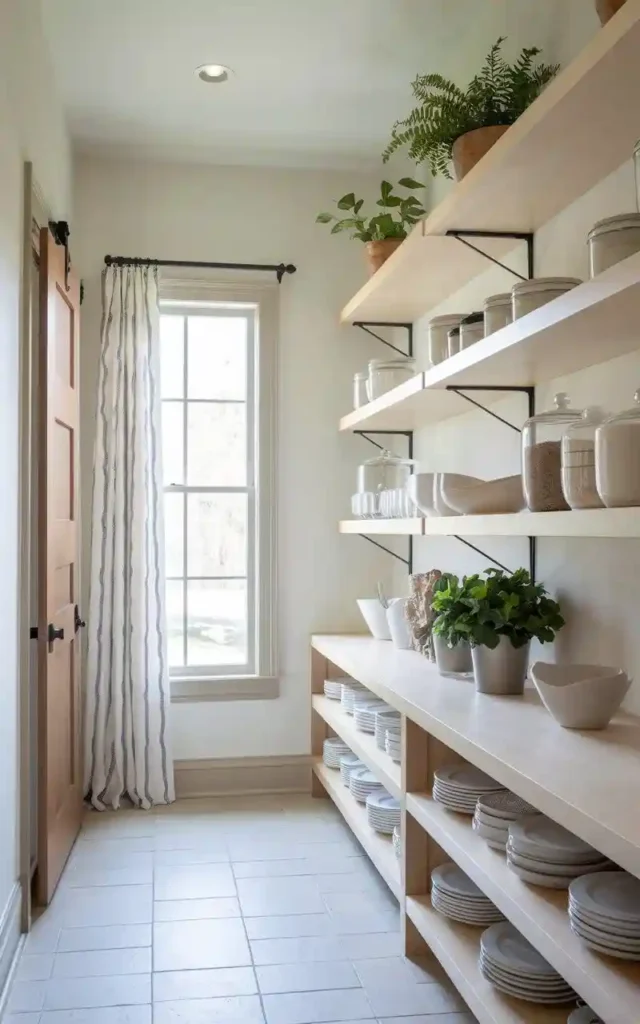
[85,265,174,809]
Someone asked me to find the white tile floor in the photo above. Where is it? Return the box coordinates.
[8,794,477,1024]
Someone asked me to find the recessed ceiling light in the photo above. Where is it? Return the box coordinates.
[196,63,232,83]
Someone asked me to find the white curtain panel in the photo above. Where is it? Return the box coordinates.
[85,265,174,810]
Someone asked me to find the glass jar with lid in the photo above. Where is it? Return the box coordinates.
[366,357,416,401]
[596,390,640,507]
[353,371,368,409]
[355,450,415,518]
[522,393,582,511]
[561,406,606,509]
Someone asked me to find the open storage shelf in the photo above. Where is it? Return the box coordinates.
[339,507,640,538]
[311,694,401,798]
[340,3,640,324]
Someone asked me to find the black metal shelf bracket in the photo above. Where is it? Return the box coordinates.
[446,229,534,281]
[361,535,411,569]
[353,321,414,358]
[353,429,414,575]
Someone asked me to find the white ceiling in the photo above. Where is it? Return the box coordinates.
[41,0,583,170]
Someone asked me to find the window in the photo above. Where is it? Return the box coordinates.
[159,291,276,698]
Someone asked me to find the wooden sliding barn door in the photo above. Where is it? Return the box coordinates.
[35,227,83,904]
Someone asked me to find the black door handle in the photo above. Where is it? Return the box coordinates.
[74,605,86,633]
[48,623,64,647]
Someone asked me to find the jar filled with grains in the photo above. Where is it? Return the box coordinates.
[522,393,582,512]
[561,407,606,509]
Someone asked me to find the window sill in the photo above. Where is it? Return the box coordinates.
[170,675,279,703]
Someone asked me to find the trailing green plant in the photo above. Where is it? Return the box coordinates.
[315,178,426,242]
[383,37,559,178]
[432,567,564,650]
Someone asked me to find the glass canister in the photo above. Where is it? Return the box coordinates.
[459,312,485,349]
[512,278,582,320]
[596,391,640,507]
[587,214,640,277]
[522,393,582,512]
[483,292,512,336]
[353,371,368,409]
[561,407,606,509]
[366,358,416,401]
[447,326,461,358]
[428,313,465,366]
[356,450,415,518]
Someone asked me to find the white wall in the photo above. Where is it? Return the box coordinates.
[0,0,71,940]
[73,156,394,760]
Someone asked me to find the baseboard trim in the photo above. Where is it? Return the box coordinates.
[0,883,24,1018]
[174,755,311,798]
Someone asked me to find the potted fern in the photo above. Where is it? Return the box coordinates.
[316,178,426,275]
[383,38,559,181]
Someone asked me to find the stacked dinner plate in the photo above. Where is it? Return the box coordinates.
[473,790,539,851]
[507,815,612,889]
[480,922,577,1004]
[322,736,352,769]
[349,766,384,804]
[431,863,505,926]
[385,729,402,763]
[340,754,366,787]
[375,709,400,750]
[366,790,401,834]
[355,699,389,733]
[323,678,349,700]
[433,764,504,814]
[569,872,640,960]
[568,1006,603,1024]
[341,680,370,714]
[392,824,402,859]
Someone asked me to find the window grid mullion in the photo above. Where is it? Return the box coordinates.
[182,316,189,668]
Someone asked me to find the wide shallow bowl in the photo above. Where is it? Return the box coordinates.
[406,473,436,517]
[433,473,484,517]
[531,662,631,729]
[357,598,394,640]
[441,473,525,515]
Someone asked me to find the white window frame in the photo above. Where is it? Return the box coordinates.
[159,278,278,703]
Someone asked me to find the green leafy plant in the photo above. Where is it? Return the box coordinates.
[316,178,426,242]
[383,37,559,178]
[432,567,564,650]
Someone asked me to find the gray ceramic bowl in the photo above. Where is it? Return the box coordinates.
[531,662,631,729]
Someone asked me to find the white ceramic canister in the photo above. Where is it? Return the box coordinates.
[366,357,416,401]
[588,213,640,278]
[353,371,368,409]
[428,313,465,366]
[596,391,640,507]
[512,277,582,320]
[483,292,512,336]
[459,312,485,349]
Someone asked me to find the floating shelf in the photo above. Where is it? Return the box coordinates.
[311,759,401,899]
[340,2,640,324]
[341,251,640,432]
[407,792,640,1024]
[339,508,640,539]
[312,694,401,798]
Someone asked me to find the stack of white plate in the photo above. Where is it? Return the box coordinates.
[568,1006,603,1023]
[569,872,640,960]
[431,863,505,926]
[392,824,401,859]
[324,678,349,700]
[507,815,612,890]
[366,790,401,834]
[480,922,576,1004]
[349,766,384,804]
[355,699,389,733]
[473,790,539,851]
[385,729,402,763]
[322,736,352,769]
[340,754,365,787]
[375,709,400,750]
[341,681,370,714]
[433,764,504,814]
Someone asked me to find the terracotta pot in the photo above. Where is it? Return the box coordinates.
[595,0,626,24]
[365,238,403,275]
[451,125,510,181]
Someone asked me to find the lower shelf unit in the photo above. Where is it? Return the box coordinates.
[311,634,640,1024]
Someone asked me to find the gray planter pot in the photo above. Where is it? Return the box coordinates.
[472,636,530,696]
[433,634,473,678]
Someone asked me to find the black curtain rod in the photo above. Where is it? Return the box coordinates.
[104,255,297,283]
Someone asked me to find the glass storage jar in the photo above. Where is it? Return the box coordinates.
[428,313,465,366]
[561,406,606,509]
[512,277,582,320]
[366,357,415,401]
[353,371,368,409]
[483,292,512,336]
[596,391,640,507]
[356,450,415,518]
[447,326,461,357]
[459,312,484,350]
[522,393,582,512]
[587,213,640,277]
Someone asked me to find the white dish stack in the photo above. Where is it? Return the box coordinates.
[375,708,401,750]
[323,736,352,769]
[340,754,366,787]
[392,824,401,859]
[355,699,389,733]
[366,790,401,834]
[349,766,384,804]
[472,790,539,850]
[341,680,371,714]
[480,921,577,1005]
[324,677,349,700]
[569,871,640,960]
[385,723,402,763]
[507,815,612,889]
[431,863,505,926]
[433,764,504,814]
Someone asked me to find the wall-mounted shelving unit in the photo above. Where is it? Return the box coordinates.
[339,508,640,539]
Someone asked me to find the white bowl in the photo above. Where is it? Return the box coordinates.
[531,662,631,729]
[433,473,484,517]
[407,473,436,517]
[357,598,394,640]
[441,474,525,515]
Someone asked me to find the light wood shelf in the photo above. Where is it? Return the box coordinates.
[407,792,640,1024]
[312,759,401,899]
[340,2,640,324]
[405,895,569,1024]
[311,694,401,798]
[340,507,640,538]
